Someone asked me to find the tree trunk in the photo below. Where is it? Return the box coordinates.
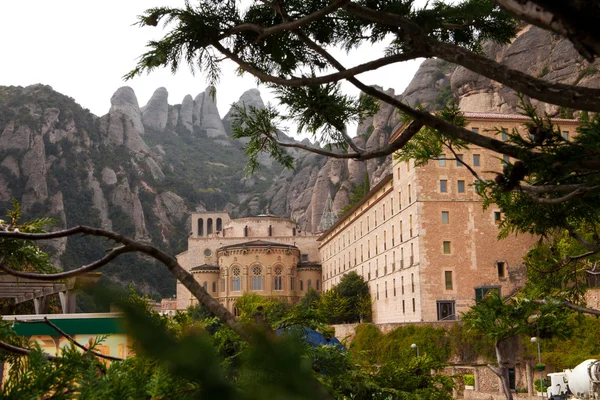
[486,340,514,400]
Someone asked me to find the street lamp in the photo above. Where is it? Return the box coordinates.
[411,343,419,357]
[531,337,544,398]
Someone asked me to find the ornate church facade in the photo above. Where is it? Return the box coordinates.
[176,210,321,314]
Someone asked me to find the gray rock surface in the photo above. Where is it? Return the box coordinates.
[179,95,194,132]
[142,87,169,131]
[193,86,227,138]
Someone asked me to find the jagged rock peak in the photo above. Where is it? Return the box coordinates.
[109,86,144,135]
[180,94,194,132]
[223,88,265,136]
[142,87,169,131]
[192,86,227,138]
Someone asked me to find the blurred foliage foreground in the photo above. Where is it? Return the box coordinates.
[0,292,453,400]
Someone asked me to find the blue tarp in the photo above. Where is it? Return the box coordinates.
[276,327,345,350]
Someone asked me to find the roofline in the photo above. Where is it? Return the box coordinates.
[317,174,393,242]
[232,216,298,224]
[388,113,579,144]
[218,241,300,251]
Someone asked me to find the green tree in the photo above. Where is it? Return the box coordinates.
[320,271,371,323]
[462,291,572,400]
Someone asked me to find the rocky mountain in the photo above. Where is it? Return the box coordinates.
[1,25,598,301]
[0,84,290,300]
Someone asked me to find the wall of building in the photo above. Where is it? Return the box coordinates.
[320,115,578,324]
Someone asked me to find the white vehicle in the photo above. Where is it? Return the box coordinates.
[547,359,600,399]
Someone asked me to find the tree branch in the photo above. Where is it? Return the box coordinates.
[0,339,55,360]
[225,0,350,41]
[495,0,600,61]
[343,1,600,113]
[522,186,598,204]
[533,299,600,316]
[0,246,133,280]
[0,227,248,342]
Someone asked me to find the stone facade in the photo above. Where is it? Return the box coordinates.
[320,113,580,324]
[176,211,321,312]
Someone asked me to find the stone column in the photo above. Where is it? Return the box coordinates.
[474,367,480,391]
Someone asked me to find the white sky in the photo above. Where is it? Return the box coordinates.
[0,0,424,139]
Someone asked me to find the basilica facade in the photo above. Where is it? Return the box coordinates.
[176,210,321,314]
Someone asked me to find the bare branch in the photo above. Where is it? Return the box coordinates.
[225,0,350,40]
[0,226,248,342]
[212,41,426,87]
[532,299,600,316]
[519,184,598,194]
[445,143,487,183]
[0,339,55,360]
[0,246,133,280]
[522,186,598,204]
[567,226,600,252]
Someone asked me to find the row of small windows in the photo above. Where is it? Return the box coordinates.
[197,217,223,237]
[439,179,467,193]
[438,153,480,167]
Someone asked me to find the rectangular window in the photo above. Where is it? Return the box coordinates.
[412,298,416,313]
[440,180,447,193]
[439,154,446,167]
[411,273,415,293]
[409,215,413,237]
[562,131,569,140]
[473,154,480,167]
[445,271,453,290]
[503,155,510,163]
[376,284,379,300]
[401,276,405,295]
[456,154,464,167]
[437,301,456,321]
[494,211,502,224]
[393,279,396,296]
[501,128,508,141]
[497,261,506,278]
[442,211,449,224]
[408,184,412,203]
[385,281,388,298]
[472,127,479,134]
[475,286,500,303]
[410,243,414,266]
[290,277,295,290]
[457,180,465,193]
[300,280,304,291]
[402,300,405,314]
[398,192,402,210]
[443,241,451,254]
[252,276,263,291]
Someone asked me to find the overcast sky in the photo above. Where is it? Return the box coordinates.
[0,1,424,139]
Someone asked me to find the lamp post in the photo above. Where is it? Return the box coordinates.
[531,337,543,398]
[411,343,419,357]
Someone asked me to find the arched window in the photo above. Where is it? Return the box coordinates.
[233,306,239,317]
[212,281,217,293]
[316,280,320,291]
[252,266,263,290]
[307,279,312,289]
[198,218,204,237]
[232,267,241,291]
[207,218,213,235]
[274,266,283,291]
[203,281,208,291]
[216,218,222,232]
